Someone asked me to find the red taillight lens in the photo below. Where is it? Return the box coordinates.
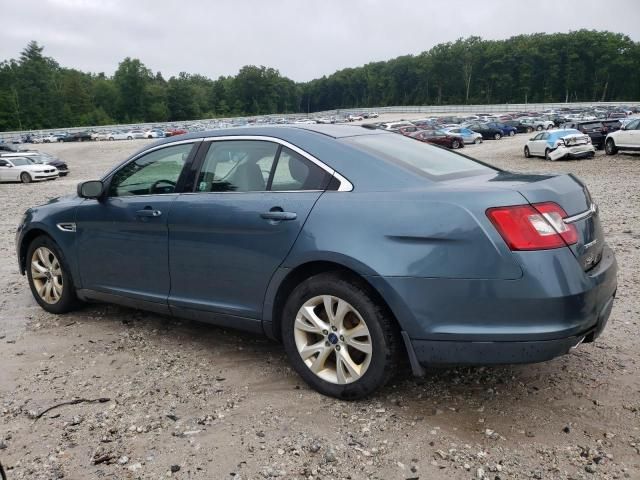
[486,202,578,251]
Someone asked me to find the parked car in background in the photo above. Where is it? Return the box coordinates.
[442,127,483,144]
[503,120,535,133]
[124,130,146,140]
[466,123,504,140]
[60,131,92,142]
[601,120,622,136]
[561,121,606,149]
[486,122,517,137]
[521,118,554,131]
[379,121,415,131]
[524,129,595,160]
[93,132,111,141]
[44,134,68,143]
[604,118,640,155]
[392,125,422,136]
[14,125,617,399]
[1,151,68,176]
[607,112,627,119]
[0,156,58,183]
[144,129,166,139]
[106,131,129,141]
[165,127,188,137]
[409,129,465,149]
[347,114,364,122]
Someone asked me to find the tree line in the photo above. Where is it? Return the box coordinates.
[0,30,638,132]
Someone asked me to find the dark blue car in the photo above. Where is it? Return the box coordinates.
[487,122,518,137]
[15,125,617,399]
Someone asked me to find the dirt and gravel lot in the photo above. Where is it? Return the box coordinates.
[0,125,639,480]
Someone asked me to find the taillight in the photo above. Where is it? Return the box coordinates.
[486,202,578,251]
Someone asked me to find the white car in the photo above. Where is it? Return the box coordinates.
[442,127,483,144]
[124,130,146,139]
[604,118,640,155]
[0,156,58,183]
[524,129,595,161]
[43,134,67,143]
[93,132,111,141]
[105,131,129,141]
[380,121,414,130]
[521,118,555,131]
[368,112,379,118]
[144,129,165,139]
[347,114,364,122]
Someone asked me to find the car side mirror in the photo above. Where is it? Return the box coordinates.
[78,180,104,199]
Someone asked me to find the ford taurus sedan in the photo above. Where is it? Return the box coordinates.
[15,125,617,399]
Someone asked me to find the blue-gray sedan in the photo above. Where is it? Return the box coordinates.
[15,125,617,399]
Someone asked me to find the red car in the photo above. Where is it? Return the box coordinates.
[165,128,188,137]
[409,129,465,149]
[393,125,422,136]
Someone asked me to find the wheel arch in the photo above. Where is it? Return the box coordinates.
[265,260,402,343]
[19,227,52,274]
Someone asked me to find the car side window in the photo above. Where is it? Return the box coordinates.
[0,160,8,167]
[270,147,332,191]
[196,140,278,192]
[628,119,640,130]
[541,133,550,140]
[109,143,193,197]
[533,133,543,140]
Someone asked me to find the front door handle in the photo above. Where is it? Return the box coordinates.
[136,208,162,217]
[260,211,297,221]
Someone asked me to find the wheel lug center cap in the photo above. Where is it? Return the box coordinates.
[327,332,339,345]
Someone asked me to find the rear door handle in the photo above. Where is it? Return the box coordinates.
[136,208,162,217]
[260,211,297,221]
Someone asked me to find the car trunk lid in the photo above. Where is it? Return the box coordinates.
[508,173,604,271]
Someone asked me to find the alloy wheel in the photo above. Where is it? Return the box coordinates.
[293,295,372,385]
[30,247,63,304]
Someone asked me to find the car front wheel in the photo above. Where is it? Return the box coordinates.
[605,139,618,155]
[509,130,515,136]
[494,133,502,140]
[281,273,401,399]
[524,146,531,158]
[20,172,32,183]
[26,236,78,314]
[451,140,460,149]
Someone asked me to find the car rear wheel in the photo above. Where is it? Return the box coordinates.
[474,137,482,144]
[26,236,78,314]
[536,125,543,131]
[127,136,133,140]
[493,133,502,140]
[20,172,31,183]
[524,146,531,158]
[605,139,618,155]
[526,127,534,133]
[281,272,401,399]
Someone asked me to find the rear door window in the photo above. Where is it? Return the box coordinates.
[270,147,332,191]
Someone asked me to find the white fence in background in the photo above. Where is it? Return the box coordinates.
[1,101,637,142]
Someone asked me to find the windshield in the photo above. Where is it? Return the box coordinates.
[343,133,496,181]
[10,157,34,166]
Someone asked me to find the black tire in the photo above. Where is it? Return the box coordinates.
[605,139,618,155]
[20,172,31,184]
[536,125,543,131]
[26,236,79,314]
[526,127,534,133]
[127,136,133,140]
[524,146,531,158]
[451,140,460,149]
[109,137,114,141]
[493,133,502,140]
[281,272,401,400]
[474,137,482,144]
[545,148,552,161]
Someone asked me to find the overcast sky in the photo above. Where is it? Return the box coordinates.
[3,0,639,82]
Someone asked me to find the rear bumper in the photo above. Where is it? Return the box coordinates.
[369,245,617,368]
[407,294,614,367]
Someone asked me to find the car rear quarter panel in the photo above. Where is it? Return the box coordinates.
[284,188,525,280]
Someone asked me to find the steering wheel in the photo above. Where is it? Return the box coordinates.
[149,179,176,194]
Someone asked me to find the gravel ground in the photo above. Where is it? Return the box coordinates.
[0,126,639,480]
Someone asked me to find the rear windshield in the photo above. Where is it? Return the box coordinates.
[343,133,496,180]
